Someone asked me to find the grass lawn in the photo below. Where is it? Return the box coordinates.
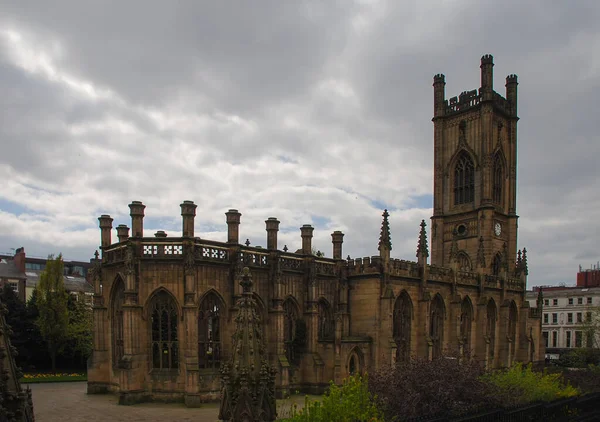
[20,373,87,383]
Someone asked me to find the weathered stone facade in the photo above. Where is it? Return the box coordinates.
[87,55,544,406]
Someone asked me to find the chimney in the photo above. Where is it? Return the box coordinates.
[13,247,25,273]
[300,225,314,255]
[265,217,280,250]
[331,231,344,260]
[129,201,146,238]
[98,215,114,247]
[116,224,130,243]
[181,200,197,237]
[225,209,242,244]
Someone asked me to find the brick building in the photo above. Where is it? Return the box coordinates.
[0,248,26,302]
[87,55,544,406]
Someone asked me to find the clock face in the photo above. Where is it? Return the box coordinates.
[494,222,502,236]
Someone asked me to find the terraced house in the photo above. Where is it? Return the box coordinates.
[87,55,544,406]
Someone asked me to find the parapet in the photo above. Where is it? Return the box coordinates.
[433,74,445,84]
[480,54,494,65]
[506,74,518,84]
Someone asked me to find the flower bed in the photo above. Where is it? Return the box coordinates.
[20,372,87,383]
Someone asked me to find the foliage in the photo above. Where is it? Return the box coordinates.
[369,354,500,420]
[546,365,600,394]
[65,295,93,362]
[20,372,86,384]
[35,254,70,372]
[280,374,384,422]
[580,306,600,349]
[556,348,600,368]
[483,362,579,406]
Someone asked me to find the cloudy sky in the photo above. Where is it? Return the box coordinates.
[0,1,598,288]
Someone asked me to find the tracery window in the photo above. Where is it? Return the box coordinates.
[454,152,475,205]
[111,279,125,368]
[348,349,362,375]
[150,291,179,370]
[492,253,502,276]
[283,299,299,365]
[460,297,473,355]
[493,153,504,205]
[393,292,412,363]
[317,299,334,341]
[457,252,472,272]
[198,293,221,369]
[430,295,445,359]
[486,300,497,364]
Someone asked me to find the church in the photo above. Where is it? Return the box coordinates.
[87,55,544,406]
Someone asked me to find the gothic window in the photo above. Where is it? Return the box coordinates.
[317,299,334,341]
[348,348,362,376]
[393,291,413,363]
[349,355,357,375]
[430,295,445,359]
[150,291,179,370]
[454,152,475,205]
[460,297,473,356]
[283,299,299,365]
[492,253,502,276]
[111,278,125,368]
[457,252,472,272]
[198,292,221,369]
[486,300,497,364]
[493,153,504,205]
[508,302,518,342]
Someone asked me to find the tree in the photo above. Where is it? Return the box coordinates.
[35,254,69,372]
[581,306,600,349]
[0,285,30,368]
[66,295,93,365]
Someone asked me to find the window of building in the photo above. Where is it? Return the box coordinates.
[8,282,18,293]
[567,313,573,324]
[578,297,583,305]
[544,299,549,306]
[150,291,179,370]
[198,293,221,369]
[566,331,572,348]
[552,331,558,348]
[25,262,43,270]
[553,299,558,306]
[575,331,583,348]
[568,298,573,305]
[454,152,475,205]
[587,297,593,305]
[552,313,558,324]
[318,299,335,342]
[586,312,592,323]
[577,313,583,323]
[543,313,549,324]
[543,331,549,348]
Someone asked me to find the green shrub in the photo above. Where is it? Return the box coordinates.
[280,373,384,422]
[483,362,579,405]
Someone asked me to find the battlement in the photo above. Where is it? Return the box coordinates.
[506,74,518,83]
[480,54,494,65]
[446,89,480,113]
[433,73,445,84]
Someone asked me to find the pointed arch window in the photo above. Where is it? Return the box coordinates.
[493,153,504,205]
[317,299,334,341]
[492,253,503,276]
[393,292,413,363]
[198,293,221,369]
[150,291,179,370]
[454,152,475,205]
[486,300,497,364]
[457,252,472,272]
[111,279,125,368]
[283,299,300,365]
[460,298,473,355]
[430,295,445,359]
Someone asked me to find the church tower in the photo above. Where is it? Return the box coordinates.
[430,55,519,276]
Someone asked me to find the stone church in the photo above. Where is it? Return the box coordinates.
[87,55,544,406]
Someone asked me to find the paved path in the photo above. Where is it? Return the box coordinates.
[27,382,308,421]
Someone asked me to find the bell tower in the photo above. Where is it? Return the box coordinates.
[430,55,519,276]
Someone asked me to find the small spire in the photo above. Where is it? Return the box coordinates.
[283,245,288,252]
[378,209,392,252]
[522,247,528,276]
[517,249,522,267]
[245,239,251,247]
[94,250,99,260]
[416,220,429,258]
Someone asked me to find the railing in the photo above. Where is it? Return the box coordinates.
[446,89,480,114]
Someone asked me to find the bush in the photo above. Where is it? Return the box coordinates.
[369,354,501,420]
[280,373,384,422]
[547,364,600,393]
[483,362,579,406]
[556,349,600,368]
